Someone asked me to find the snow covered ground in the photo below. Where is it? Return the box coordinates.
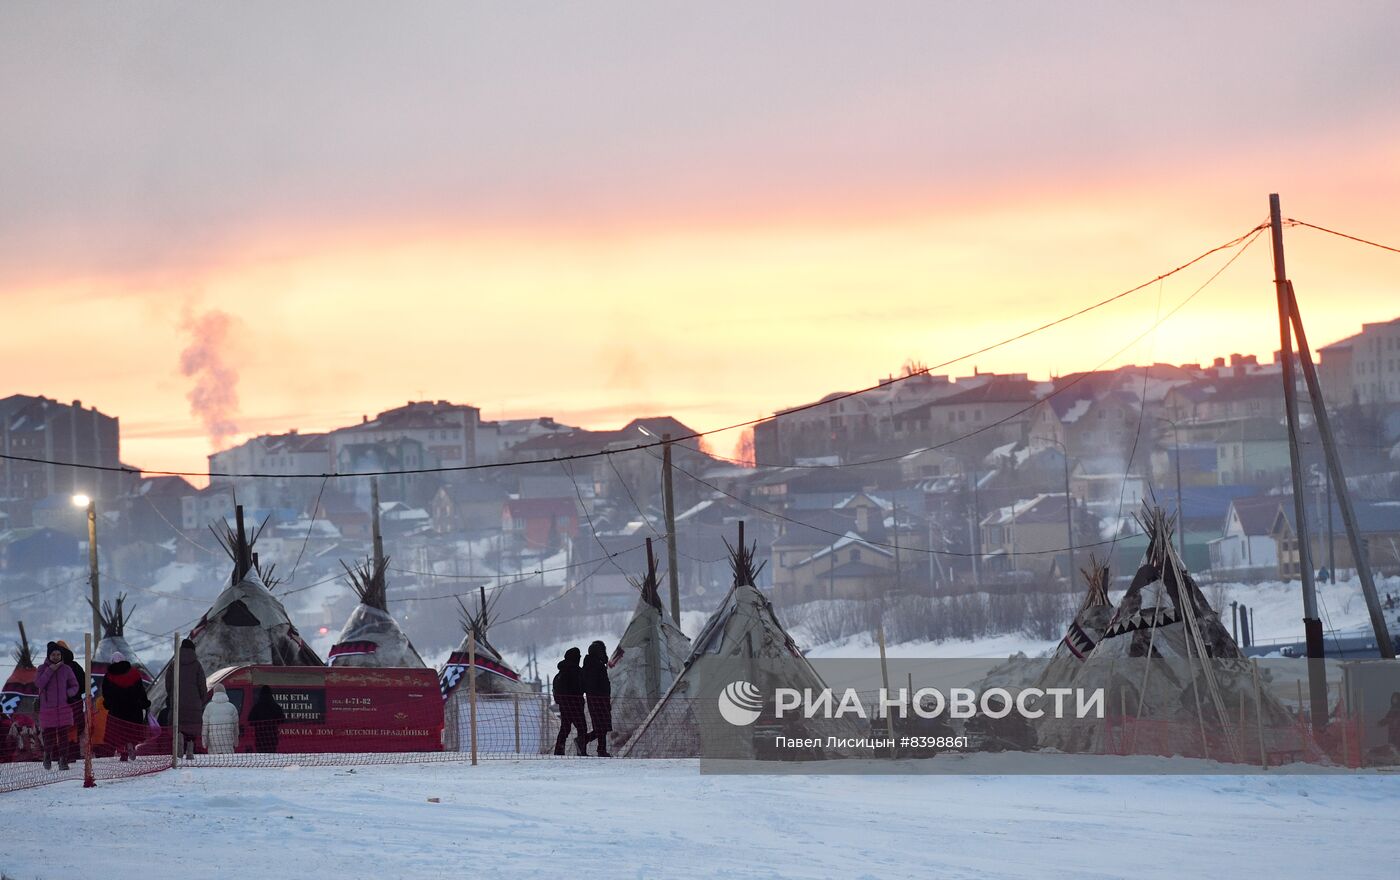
[4,758,1398,880]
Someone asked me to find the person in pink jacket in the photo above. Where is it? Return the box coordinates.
[35,642,79,771]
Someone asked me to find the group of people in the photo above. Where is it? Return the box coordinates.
[19,635,289,770]
[159,637,287,757]
[552,640,613,757]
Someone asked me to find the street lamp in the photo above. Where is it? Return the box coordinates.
[72,494,100,644]
[1155,417,1187,561]
[1031,435,1075,585]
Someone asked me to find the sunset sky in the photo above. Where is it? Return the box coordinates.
[3,2,1399,479]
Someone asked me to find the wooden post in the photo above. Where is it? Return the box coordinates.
[662,434,681,624]
[1285,282,1394,657]
[513,692,521,754]
[1269,193,1330,732]
[876,621,894,757]
[171,632,181,768]
[83,633,95,787]
[1251,660,1269,770]
[468,633,478,766]
[86,500,101,649]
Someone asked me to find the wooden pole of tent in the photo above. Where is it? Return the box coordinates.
[83,632,95,788]
[468,634,478,766]
[171,632,180,768]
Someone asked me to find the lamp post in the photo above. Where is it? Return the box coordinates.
[1032,435,1075,584]
[1155,417,1187,561]
[73,494,100,643]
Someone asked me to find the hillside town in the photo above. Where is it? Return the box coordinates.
[4,316,1399,661]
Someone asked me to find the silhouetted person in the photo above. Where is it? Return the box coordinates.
[248,686,285,754]
[581,640,613,757]
[552,647,587,756]
[164,638,207,760]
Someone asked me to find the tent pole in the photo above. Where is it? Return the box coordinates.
[468,633,478,766]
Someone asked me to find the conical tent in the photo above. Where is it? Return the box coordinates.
[1041,506,1292,759]
[1030,557,1114,752]
[439,587,535,751]
[607,539,691,747]
[149,509,323,717]
[623,535,859,760]
[1,622,38,721]
[328,556,426,668]
[1042,557,1114,673]
[91,594,154,688]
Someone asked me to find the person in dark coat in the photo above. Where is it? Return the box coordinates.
[247,685,285,754]
[35,643,79,771]
[164,638,208,759]
[552,647,587,756]
[55,640,86,764]
[580,640,613,757]
[100,651,149,762]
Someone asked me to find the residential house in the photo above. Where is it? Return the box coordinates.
[1213,419,1290,487]
[1208,496,1286,579]
[1274,499,1400,580]
[1162,370,1285,425]
[502,498,579,552]
[779,532,898,602]
[0,395,123,510]
[208,431,329,511]
[430,481,511,535]
[1325,316,1400,405]
[0,527,81,573]
[911,375,1039,457]
[978,493,1075,577]
[129,475,198,543]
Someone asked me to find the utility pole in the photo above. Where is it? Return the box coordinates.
[1270,194,1328,728]
[1160,418,1186,562]
[370,477,384,570]
[661,434,681,624]
[1284,277,1394,658]
[83,497,100,644]
[1325,465,1335,583]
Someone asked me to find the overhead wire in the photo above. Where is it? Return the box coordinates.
[0,224,1269,482]
[650,225,1265,559]
[1286,218,1400,256]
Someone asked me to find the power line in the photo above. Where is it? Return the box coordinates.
[699,225,1267,474]
[648,236,1263,560]
[287,475,329,582]
[0,224,1269,482]
[1287,218,1400,256]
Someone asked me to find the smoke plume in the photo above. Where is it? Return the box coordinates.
[179,308,240,449]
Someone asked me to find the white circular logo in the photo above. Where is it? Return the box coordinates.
[717,680,763,726]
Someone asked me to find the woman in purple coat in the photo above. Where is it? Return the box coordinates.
[35,642,79,771]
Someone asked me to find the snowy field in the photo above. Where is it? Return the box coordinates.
[4,758,1399,880]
